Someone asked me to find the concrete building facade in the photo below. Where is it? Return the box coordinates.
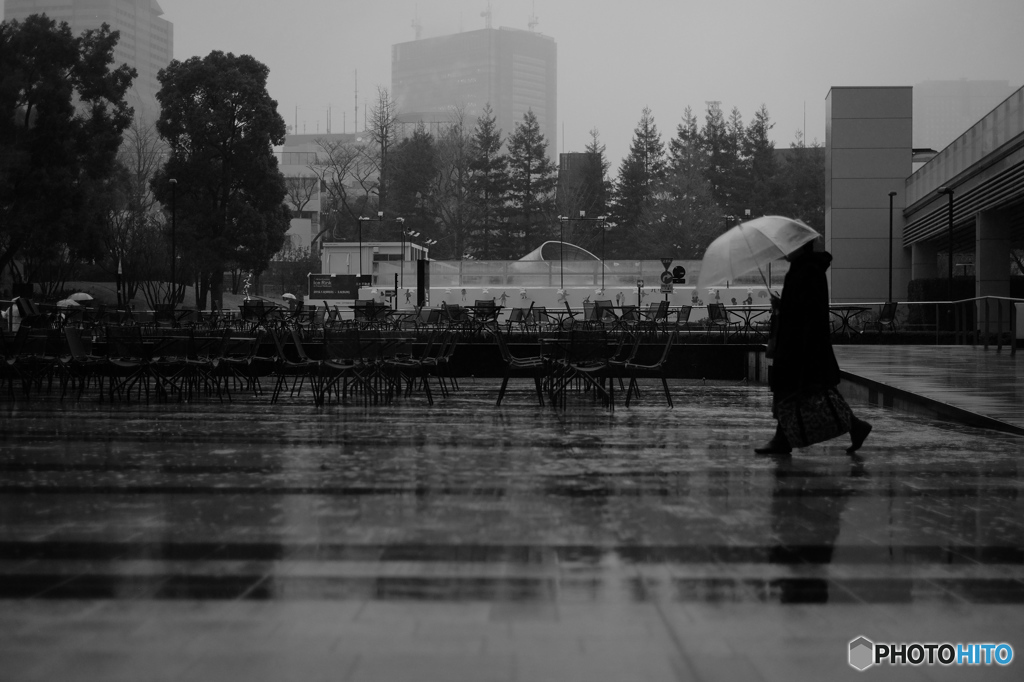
[827,83,1024,314]
[4,0,173,124]
[825,87,914,303]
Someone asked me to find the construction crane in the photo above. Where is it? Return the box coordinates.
[411,12,422,39]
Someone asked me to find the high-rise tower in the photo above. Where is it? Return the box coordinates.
[4,0,173,123]
[392,26,557,160]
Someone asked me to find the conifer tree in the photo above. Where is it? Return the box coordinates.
[610,106,665,257]
[504,109,556,260]
[744,104,781,218]
[650,107,720,259]
[467,103,508,259]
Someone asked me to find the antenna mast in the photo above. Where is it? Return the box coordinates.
[528,1,538,31]
[481,3,492,29]
[411,10,422,39]
[354,70,358,133]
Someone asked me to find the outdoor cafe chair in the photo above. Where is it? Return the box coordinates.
[673,305,694,334]
[876,301,900,335]
[640,300,670,334]
[5,327,62,399]
[212,331,277,400]
[441,302,469,331]
[418,329,460,397]
[527,306,556,334]
[623,330,678,408]
[489,327,547,406]
[319,328,376,405]
[705,303,739,342]
[548,328,614,409]
[267,329,320,404]
[614,305,639,332]
[60,327,106,400]
[505,303,534,335]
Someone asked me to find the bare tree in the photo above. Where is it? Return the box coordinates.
[367,86,400,215]
[105,118,171,305]
[310,136,380,238]
[428,107,474,259]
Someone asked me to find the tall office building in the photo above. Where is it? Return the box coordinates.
[4,0,173,123]
[392,26,557,160]
[913,79,1015,152]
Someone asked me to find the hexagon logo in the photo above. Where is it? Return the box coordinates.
[849,636,874,671]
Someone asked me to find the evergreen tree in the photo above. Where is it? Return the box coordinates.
[554,128,611,252]
[650,107,721,259]
[744,104,781,218]
[467,103,509,259]
[610,106,665,257]
[0,14,136,288]
[389,123,436,241]
[722,106,751,216]
[504,109,556,260]
[583,128,612,217]
[152,51,290,310]
[778,130,826,230]
[699,102,731,210]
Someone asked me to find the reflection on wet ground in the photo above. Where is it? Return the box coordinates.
[2,378,1023,681]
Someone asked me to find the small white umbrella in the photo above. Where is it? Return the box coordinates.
[282,293,297,300]
[56,298,82,308]
[697,215,820,289]
[68,292,94,302]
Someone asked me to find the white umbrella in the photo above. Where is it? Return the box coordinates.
[68,292,94,302]
[56,298,82,308]
[282,293,297,300]
[697,215,820,289]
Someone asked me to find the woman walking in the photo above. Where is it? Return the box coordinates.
[755,240,872,455]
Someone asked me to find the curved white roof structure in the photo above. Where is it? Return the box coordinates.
[518,241,599,262]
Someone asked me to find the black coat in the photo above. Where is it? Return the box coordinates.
[769,251,840,395]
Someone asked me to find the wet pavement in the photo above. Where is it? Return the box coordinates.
[1,365,1023,681]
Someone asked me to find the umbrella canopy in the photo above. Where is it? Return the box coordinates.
[68,292,94,302]
[697,215,820,289]
[282,293,297,300]
[56,298,82,307]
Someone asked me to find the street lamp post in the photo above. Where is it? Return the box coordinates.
[356,211,384,277]
[396,218,405,288]
[557,216,568,289]
[937,187,954,301]
[397,219,419,290]
[888,190,897,302]
[598,217,609,291]
[169,178,177,306]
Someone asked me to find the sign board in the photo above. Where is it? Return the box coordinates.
[672,265,687,284]
[660,283,674,294]
[308,274,360,299]
[660,271,673,285]
[636,279,644,288]
[660,258,673,270]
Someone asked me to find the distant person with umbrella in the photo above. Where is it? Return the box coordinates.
[697,216,871,456]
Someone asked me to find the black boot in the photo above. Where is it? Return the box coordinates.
[847,417,872,453]
[755,424,791,455]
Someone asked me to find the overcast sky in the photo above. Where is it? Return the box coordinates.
[160,0,1024,169]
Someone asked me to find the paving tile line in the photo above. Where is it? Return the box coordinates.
[630,564,703,682]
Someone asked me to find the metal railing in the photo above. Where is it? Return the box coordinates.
[843,297,1021,354]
